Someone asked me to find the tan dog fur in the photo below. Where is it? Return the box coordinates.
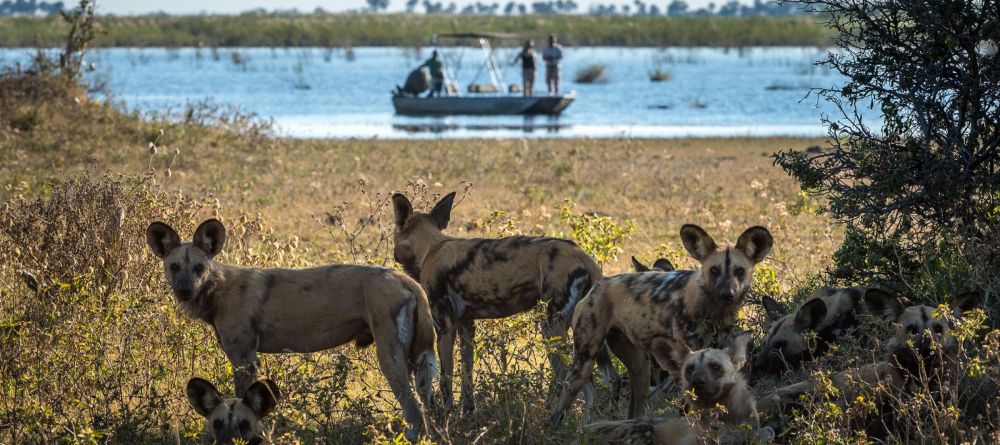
[147,219,437,440]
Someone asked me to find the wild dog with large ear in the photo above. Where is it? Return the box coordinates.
[552,225,773,424]
[753,287,868,374]
[865,289,982,354]
[631,256,675,273]
[392,191,613,414]
[147,219,438,442]
[187,377,280,445]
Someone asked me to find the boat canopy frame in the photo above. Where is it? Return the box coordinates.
[431,32,531,97]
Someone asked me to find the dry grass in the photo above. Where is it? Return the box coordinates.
[9,70,996,445]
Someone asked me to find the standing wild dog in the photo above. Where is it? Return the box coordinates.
[580,333,771,444]
[757,291,982,422]
[392,192,614,413]
[186,377,281,445]
[147,219,437,441]
[552,224,773,424]
[753,287,870,374]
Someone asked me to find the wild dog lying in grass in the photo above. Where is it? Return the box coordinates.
[392,192,617,413]
[147,219,437,441]
[753,287,870,374]
[552,225,773,424]
[187,377,281,445]
[757,291,982,428]
[579,333,772,444]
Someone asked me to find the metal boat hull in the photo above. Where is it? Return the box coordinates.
[392,94,574,116]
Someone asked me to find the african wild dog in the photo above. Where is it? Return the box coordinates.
[551,224,773,424]
[757,291,982,423]
[392,192,616,413]
[147,219,437,441]
[753,287,869,374]
[580,333,772,444]
[186,377,280,445]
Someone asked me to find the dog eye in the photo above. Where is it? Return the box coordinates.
[734,267,745,277]
[213,419,223,430]
[709,266,720,276]
[170,263,180,272]
[193,264,205,274]
[933,325,944,334]
[685,364,695,375]
[239,420,250,433]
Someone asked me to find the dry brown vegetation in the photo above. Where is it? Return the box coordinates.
[3,70,997,444]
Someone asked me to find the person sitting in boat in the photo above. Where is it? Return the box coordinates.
[420,50,445,97]
[543,34,563,96]
[511,40,537,97]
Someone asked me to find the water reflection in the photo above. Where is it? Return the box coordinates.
[391,116,569,135]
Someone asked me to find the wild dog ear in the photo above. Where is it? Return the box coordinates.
[680,224,717,261]
[725,331,752,370]
[794,299,828,331]
[243,379,281,419]
[186,378,223,418]
[392,193,413,227]
[429,192,456,230]
[652,258,675,272]
[760,294,788,321]
[950,291,982,317]
[736,226,773,264]
[192,219,226,258]
[650,337,692,378]
[146,222,181,259]
[631,256,650,272]
[864,288,904,321]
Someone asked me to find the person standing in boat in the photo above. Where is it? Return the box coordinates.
[420,50,445,97]
[512,40,537,97]
[543,34,563,96]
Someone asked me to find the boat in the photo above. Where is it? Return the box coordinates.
[392,32,575,116]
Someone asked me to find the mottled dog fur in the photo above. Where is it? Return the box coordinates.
[754,287,869,374]
[392,192,611,413]
[758,291,982,426]
[186,378,280,445]
[147,219,437,440]
[552,225,773,423]
[579,334,766,445]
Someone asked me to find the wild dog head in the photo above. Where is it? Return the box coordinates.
[146,219,226,302]
[630,256,675,273]
[650,332,752,408]
[753,287,866,374]
[392,192,456,279]
[187,378,280,445]
[864,289,981,358]
[680,224,773,311]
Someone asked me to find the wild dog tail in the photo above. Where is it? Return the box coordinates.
[400,274,438,407]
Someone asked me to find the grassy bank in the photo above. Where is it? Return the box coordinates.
[3,67,998,443]
[0,14,834,48]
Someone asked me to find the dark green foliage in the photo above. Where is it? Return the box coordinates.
[774,0,1000,311]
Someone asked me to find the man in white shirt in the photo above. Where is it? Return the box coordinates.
[542,34,563,96]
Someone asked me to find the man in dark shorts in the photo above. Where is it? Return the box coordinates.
[420,50,445,97]
[512,40,537,97]
[543,34,563,96]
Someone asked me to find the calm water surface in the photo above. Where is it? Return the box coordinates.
[1,46,874,139]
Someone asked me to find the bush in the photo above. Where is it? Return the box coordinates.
[773,0,1000,314]
[574,63,610,84]
[648,67,671,82]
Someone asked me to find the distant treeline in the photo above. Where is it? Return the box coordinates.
[343,0,808,17]
[0,14,833,47]
[0,0,63,16]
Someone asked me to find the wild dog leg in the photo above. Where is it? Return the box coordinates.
[219,328,260,397]
[372,318,426,441]
[458,319,477,414]
[541,306,571,382]
[550,328,604,425]
[437,321,458,410]
[607,329,649,418]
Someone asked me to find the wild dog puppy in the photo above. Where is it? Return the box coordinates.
[753,287,869,374]
[757,291,982,418]
[186,377,280,445]
[579,333,770,445]
[147,219,437,441]
[552,225,773,424]
[392,192,614,413]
